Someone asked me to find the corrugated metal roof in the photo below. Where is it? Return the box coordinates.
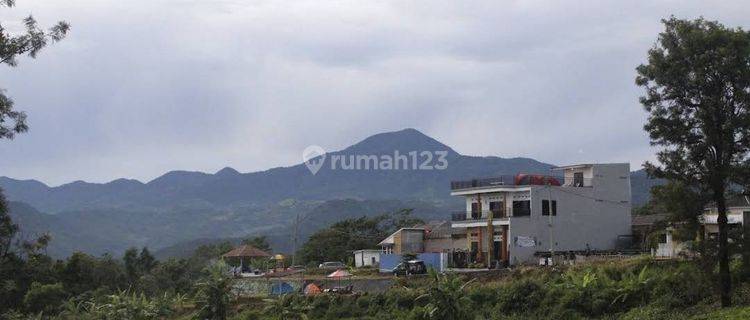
[221,245,271,258]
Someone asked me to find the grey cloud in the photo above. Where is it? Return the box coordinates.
[0,0,748,185]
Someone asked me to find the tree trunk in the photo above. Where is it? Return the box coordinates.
[714,186,732,307]
[743,210,750,280]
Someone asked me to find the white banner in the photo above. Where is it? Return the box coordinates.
[516,236,535,247]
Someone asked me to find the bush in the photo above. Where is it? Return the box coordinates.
[495,279,545,313]
[23,282,67,315]
[651,263,712,308]
[230,309,263,320]
[384,287,421,312]
[194,261,232,320]
[618,304,678,320]
[55,290,174,320]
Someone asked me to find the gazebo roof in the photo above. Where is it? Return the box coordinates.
[221,245,271,258]
[327,269,352,278]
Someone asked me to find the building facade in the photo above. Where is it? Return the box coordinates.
[450,163,632,266]
[378,228,426,254]
[378,221,458,255]
[702,196,749,238]
[353,250,381,267]
[374,223,454,272]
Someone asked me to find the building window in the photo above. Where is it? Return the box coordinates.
[471,202,480,218]
[542,200,557,216]
[513,200,531,217]
[489,201,504,217]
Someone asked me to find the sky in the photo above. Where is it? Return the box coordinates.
[1,1,749,186]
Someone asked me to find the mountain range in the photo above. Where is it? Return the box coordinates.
[1,128,658,258]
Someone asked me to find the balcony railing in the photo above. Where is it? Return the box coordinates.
[450,175,593,190]
[451,210,508,221]
[450,176,516,190]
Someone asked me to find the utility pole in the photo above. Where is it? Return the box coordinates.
[547,177,554,265]
[486,193,494,268]
[743,194,750,277]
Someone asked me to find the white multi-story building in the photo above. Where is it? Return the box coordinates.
[450,163,632,266]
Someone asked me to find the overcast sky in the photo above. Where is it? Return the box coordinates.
[1,1,749,186]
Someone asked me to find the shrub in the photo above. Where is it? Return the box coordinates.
[651,263,712,308]
[731,282,750,306]
[55,290,174,320]
[609,265,658,311]
[194,261,232,320]
[384,287,421,312]
[495,279,545,313]
[230,309,263,320]
[618,304,678,320]
[23,282,66,315]
[415,270,474,320]
[306,294,331,318]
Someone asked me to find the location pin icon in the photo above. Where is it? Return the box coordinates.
[302,145,326,175]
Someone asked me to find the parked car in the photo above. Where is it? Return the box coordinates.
[392,260,427,276]
[318,261,346,270]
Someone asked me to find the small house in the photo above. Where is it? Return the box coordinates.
[353,249,381,267]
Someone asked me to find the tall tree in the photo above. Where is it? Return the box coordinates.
[0,3,67,314]
[636,17,750,307]
[297,210,424,264]
[0,192,19,263]
[0,0,68,261]
[0,0,69,139]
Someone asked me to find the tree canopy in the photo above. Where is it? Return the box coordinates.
[0,0,69,139]
[636,17,750,307]
[297,209,424,264]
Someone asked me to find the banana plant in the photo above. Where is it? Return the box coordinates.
[415,269,475,320]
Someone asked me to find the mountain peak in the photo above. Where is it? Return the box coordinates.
[108,178,144,186]
[215,167,240,176]
[341,128,458,155]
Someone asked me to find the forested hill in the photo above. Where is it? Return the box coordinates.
[2,128,658,257]
[0,129,555,213]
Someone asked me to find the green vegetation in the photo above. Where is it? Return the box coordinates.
[242,237,272,253]
[194,261,233,320]
[636,16,750,306]
[1,3,749,319]
[238,258,748,320]
[297,209,423,265]
[0,0,68,140]
[2,248,750,319]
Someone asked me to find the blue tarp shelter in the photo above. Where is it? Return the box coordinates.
[270,282,294,295]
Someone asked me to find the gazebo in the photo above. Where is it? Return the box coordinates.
[221,245,271,273]
[326,269,353,292]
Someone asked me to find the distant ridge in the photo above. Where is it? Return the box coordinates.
[0,128,557,213]
[2,128,659,257]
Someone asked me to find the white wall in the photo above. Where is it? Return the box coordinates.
[508,163,632,264]
[354,251,380,267]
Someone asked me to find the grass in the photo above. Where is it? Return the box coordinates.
[691,306,750,320]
